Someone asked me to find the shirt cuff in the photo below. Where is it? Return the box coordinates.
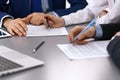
[0,15,14,28]
[62,15,72,26]
[94,25,103,39]
[49,12,59,17]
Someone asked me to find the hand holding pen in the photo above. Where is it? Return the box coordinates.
[68,18,96,45]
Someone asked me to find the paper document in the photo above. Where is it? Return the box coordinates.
[57,41,110,60]
[27,25,68,36]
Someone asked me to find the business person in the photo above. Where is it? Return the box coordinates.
[107,32,120,69]
[45,0,120,28]
[0,0,87,36]
[68,23,120,44]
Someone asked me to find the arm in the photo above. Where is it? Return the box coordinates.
[54,0,88,16]
[0,0,28,36]
[0,0,12,19]
[62,0,108,26]
[0,0,14,28]
[96,0,120,24]
[68,23,120,44]
[107,36,120,69]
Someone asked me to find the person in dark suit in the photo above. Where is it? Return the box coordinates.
[68,23,120,68]
[68,23,120,44]
[107,31,120,69]
[0,0,87,36]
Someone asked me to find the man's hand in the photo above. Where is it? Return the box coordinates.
[3,18,28,36]
[68,25,96,45]
[22,12,46,26]
[98,10,108,18]
[44,14,65,28]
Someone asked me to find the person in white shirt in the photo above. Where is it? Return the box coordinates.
[45,0,120,28]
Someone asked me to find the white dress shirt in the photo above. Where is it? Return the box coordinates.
[62,0,120,26]
[96,0,120,25]
[62,0,108,26]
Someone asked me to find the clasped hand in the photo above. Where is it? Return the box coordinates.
[3,12,48,36]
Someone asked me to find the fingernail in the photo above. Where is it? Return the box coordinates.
[19,34,22,36]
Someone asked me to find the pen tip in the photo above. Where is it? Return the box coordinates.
[33,49,36,53]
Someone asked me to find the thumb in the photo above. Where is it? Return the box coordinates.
[22,15,32,24]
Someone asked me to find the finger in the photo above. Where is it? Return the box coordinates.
[22,14,32,24]
[14,22,27,36]
[45,14,55,21]
[68,32,75,42]
[16,22,27,36]
[77,33,87,41]
[12,26,22,36]
[72,26,84,34]
[35,20,41,26]
[19,20,28,31]
[30,16,37,24]
[48,20,54,28]
[7,28,15,36]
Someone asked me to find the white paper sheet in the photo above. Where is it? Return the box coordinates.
[27,25,68,36]
[57,41,110,60]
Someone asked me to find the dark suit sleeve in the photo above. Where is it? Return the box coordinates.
[99,23,120,40]
[0,0,10,21]
[107,36,120,69]
[54,0,88,16]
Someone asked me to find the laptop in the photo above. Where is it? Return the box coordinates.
[0,46,44,76]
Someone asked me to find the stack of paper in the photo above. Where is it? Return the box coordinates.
[27,25,68,36]
[57,41,110,60]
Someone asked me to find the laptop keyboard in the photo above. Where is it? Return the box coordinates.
[0,56,22,72]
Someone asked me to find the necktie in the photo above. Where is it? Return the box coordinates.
[41,0,49,12]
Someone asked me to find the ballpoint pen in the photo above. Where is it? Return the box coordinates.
[33,41,45,53]
[41,0,51,29]
[70,18,96,43]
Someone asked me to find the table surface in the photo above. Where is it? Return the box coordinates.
[1,25,120,80]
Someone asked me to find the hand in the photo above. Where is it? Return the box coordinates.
[45,14,65,28]
[3,18,28,36]
[68,25,96,45]
[22,12,46,26]
[98,10,108,18]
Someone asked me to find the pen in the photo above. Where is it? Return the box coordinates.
[46,17,51,29]
[44,8,51,29]
[33,41,45,53]
[41,0,50,28]
[70,18,96,43]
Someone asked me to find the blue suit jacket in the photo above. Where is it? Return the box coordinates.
[107,36,120,69]
[0,0,87,20]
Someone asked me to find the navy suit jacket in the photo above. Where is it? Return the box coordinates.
[97,23,120,40]
[107,36,120,69]
[97,23,120,69]
[0,0,87,20]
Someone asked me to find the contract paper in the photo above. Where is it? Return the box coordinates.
[27,25,68,36]
[57,41,110,60]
